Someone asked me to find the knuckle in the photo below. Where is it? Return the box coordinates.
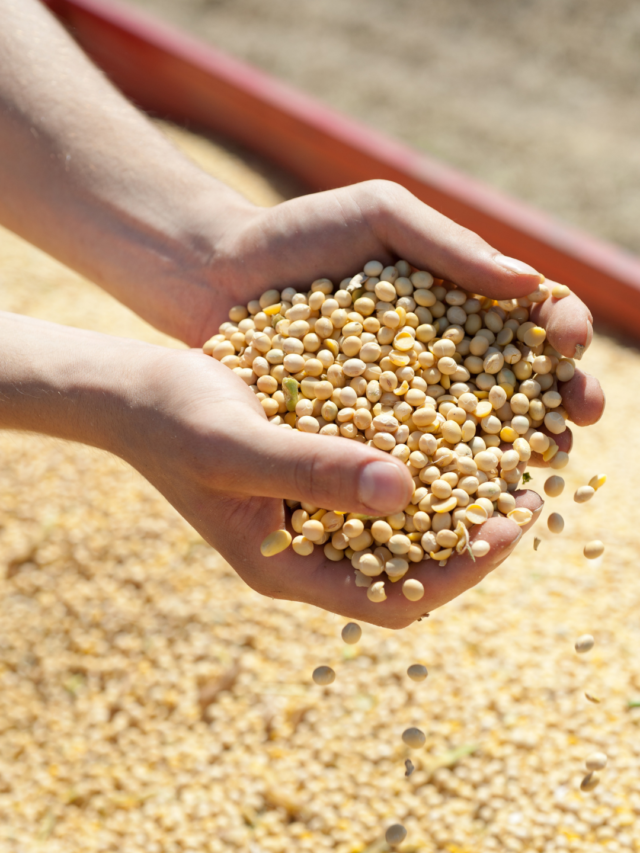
[293,447,352,509]
[362,179,412,210]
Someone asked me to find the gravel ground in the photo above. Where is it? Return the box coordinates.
[2,124,640,852]
[121,0,640,255]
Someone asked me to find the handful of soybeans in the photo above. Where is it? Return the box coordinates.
[204,259,575,603]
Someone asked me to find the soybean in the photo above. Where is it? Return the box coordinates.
[580,771,600,792]
[574,485,595,503]
[544,476,565,497]
[260,529,292,557]
[585,752,607,771]
[312,666,335,686]
[407,664,428,682]
[341,622,362,645]
[402,578,425,601]
[402,727,426,749]
[385,824,408,846]
[575,634,595,654]
[584,540,605,560]
[548,513,564,534]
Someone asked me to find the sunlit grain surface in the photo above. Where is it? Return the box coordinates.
[1,125,639,853]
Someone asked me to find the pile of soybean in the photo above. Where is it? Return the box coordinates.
[1,124,639,853]
[205,260,576,605]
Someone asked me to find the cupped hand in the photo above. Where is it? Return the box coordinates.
[208,180,604,436]
[124,346,538,629]
[136,180,605,627]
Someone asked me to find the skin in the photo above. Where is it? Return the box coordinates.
[0,0,605,628]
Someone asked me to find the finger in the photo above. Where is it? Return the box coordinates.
[258,184,545,302]
[213,419,415,517]
[229,489,543,629]
[357,183,545,300]
[530,289,593,359]
[559,369,605,427]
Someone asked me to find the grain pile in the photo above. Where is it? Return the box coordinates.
[206,258,576,601]
[1,125,640,853]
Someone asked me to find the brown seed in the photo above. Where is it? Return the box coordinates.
[585,752,607,771]
[402,727,426,749]
[341,622,362,645]
[584,540,605,560]
[385,824,408,846]
[407,664,428,682]
[575,634,595,654]
[580,771,600,792]
[312,666,335,686]
[547,512,564,534]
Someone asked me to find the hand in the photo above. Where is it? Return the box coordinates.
[0,3,604,626]
[207,180,604,435]
[116,341,541,629]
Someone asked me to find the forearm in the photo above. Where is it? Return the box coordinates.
[0,0,253,344]
[0,311,151,455]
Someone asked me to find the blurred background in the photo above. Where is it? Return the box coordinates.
[122,0,640,254]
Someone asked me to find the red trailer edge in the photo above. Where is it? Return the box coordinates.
[43,0,640,338]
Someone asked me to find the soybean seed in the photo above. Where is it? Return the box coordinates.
[385,557,409,581]
[575,634,595,654]
[343,518,365,539]
[544,475,565,497]
[550,451,570,469]
[402,578,425,601]
[385,824,408,846]
[584,540,605,560]
[292,535,315,556]
[302,519,326,542]
[585,752,607,771]
[470,540,491,558]
[548,512,564,534]
[402,727,426,749]
[341,622,362,644]
[367,581,387,603]
[312,666,335,686]
[552,284,571,299]
[580,771,600,792]
[589,473,607,490]
[260,529,292,557]
[574,485,595,503]
[407,664,428,681]
[508,508,533,526]
[466,504,489,525]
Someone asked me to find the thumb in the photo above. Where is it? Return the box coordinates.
[216,419,415,516]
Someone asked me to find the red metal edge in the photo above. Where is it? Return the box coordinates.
[43,0,640,337]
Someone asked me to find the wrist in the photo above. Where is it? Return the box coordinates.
[0,312,160,458]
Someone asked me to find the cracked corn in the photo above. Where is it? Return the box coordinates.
[2,125,640,853]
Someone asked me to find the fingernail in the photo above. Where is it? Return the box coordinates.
[512,527,524,545]
[495,255,544,282]
[358,462,409,514]
[574,343,586,360]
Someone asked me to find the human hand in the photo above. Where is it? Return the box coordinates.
[118,342,540,629]
[206,180,604,453]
